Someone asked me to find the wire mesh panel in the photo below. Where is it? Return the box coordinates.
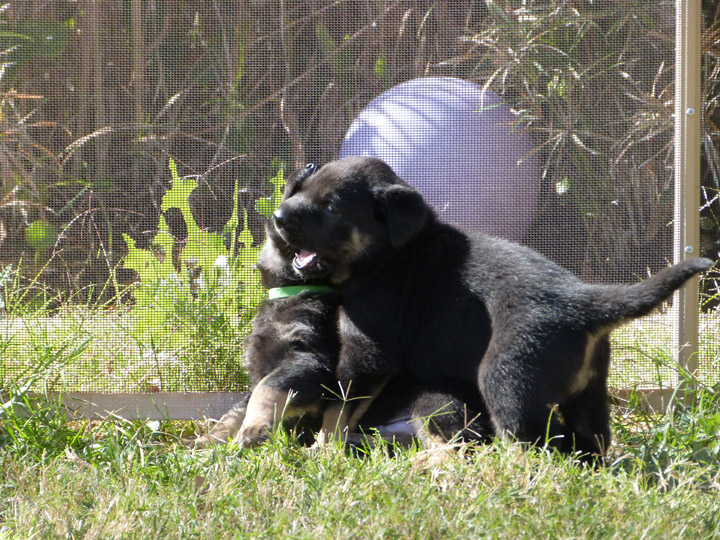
[0,1,718,396]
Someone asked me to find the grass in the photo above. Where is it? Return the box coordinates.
[1,304,719,538]
[610,311,720,390]
[0,268,718,537]
[1,397,719,539]
[1,2,717,535]
[0,305,251,394]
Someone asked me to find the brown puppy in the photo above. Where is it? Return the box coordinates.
[270,155,714,461]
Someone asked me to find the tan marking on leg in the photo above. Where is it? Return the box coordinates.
[236,383,293,448]
[346,375,393,430]
[567,330,607,396]
[315,376,393,445]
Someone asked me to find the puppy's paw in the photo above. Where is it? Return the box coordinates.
[186,427,239,449]
[410,443,464,470]
[310,426,350,450]
[186,434,220,449]
[187,400,249,449]
[235,421,272,448]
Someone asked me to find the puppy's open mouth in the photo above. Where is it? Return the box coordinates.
[292,249,323,274]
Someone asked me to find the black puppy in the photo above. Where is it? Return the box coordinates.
[193,164,340,448]
[195,163,492,449]
[270,155,714,460]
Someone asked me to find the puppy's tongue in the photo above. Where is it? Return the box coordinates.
[293,250,318,269]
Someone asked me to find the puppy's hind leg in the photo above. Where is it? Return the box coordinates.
[478,334,587,453]
[558,384,610,465]
[412,398,492,449]
[558,336,612,464]
[408,380,493,468]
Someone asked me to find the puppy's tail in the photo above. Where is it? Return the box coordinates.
[587,257,714,325]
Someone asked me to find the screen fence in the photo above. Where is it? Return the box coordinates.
[1,1,718,396]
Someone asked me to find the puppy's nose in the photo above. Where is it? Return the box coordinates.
[273,205,300,232]
[273,208,287,228]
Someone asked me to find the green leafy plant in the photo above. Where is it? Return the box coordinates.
[255,165,285,219]
[120,161,285,390]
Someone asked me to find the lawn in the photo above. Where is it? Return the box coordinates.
[1,1,719,535]
[1,406,719,539]
[1,307,720,539]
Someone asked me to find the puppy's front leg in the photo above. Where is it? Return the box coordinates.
[235,378,295,448]
[316,401,351,445]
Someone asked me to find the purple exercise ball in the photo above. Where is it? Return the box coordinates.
[339,77,540,242]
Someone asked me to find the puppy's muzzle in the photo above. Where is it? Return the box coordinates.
[272,207,324,275]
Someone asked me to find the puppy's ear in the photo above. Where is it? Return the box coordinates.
[283,163,319,199]
[377,184,429,248]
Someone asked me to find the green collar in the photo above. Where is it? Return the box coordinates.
[267,285,336,300]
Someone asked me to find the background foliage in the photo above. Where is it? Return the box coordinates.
[0,0,718,302]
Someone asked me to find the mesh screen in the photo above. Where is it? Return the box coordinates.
[0,1,718,394]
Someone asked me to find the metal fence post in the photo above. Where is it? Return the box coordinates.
[673,0,702,384]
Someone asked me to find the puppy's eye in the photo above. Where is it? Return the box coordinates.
[325,202,340,215]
